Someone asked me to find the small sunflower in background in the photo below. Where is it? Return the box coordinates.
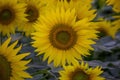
[32,7,98,67]
[64,0,96,21]
[106,0,120,12]
[59,62,105,80]
[18,0,46,36]
[0,0,27,36]
[47,0,96,21]
[96,20,119,38]
[74,0,96,21]
[0,38,32,80]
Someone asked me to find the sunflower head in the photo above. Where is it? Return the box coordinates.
[0,0,27,36]
[49,0,96,21]
[59,62,105,80]
[32,6,98,67]
[18,0,46,36]
[74,0,96,21]
[0,6,15,25]
[96,20,119,38]
[0,38,32,80]
[24,0,40,23]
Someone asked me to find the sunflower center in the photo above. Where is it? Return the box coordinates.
[0,8,14,25]
[0,55,11,80]
[97,28,107,37]
[26,5,39,22]
[56,31,70,44]
[49,24,77,50]
[67,0,71,2]
[72,70,89,80]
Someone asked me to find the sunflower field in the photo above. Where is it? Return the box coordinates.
[0,0,120,80]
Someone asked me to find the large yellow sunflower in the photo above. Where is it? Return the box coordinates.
[18,0,46,36]
[59,62,105,80]
[32,7,98,67]
[0,38,32,80]
[0,0,27,36]
[107,0,120,12]
[96,20,119,38]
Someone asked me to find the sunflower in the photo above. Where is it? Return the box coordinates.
[47,0,96,21]
[66,0,96,21]
[0,0,27,36]
[107,0,120,12]
[18,0,46,36]
[96,20,119,38]
[0,38,32,80]
[32,7,98,67]
[59,62,105,80]
[71,0,96,21]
